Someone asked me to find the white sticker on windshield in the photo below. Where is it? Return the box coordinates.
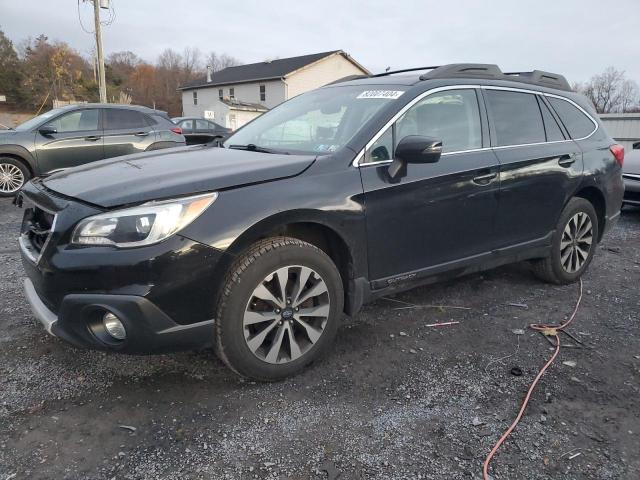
[357,90,404,100]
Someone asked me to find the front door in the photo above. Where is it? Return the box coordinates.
[360,88,501,283]
[34,108,104,173]
[102,108,156,158]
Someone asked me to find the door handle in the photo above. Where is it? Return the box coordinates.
[134,132,149,137]
[472,172,498,186]
[84,135,101,141]
[558,154,578,167]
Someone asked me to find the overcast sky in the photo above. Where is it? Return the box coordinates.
[1,0,638,83]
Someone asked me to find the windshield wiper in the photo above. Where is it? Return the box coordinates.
[228,144,288,154]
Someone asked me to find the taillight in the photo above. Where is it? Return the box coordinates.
[171,127,182,135]
[610,144,624,166]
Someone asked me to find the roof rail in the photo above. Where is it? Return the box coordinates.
[503,70,571,91]
[417,63,572,91]
[371,66,441,77]
[420,63,503,81]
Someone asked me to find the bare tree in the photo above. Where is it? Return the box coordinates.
[578,67,640,113]
[182,47,202,80]
[205,52,241,73]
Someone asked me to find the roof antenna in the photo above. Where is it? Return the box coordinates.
[385,67,391,72]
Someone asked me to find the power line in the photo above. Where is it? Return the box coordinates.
[77,0,94,34]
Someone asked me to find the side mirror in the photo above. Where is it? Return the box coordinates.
[388,135,442,178]
[39,125,57,136]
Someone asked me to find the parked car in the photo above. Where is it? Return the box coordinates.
[623,146,640,206]
[172,117,232,145]
[17,64,624,380]
[0,104,185,196]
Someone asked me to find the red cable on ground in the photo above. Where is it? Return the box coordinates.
[483,279,583,479]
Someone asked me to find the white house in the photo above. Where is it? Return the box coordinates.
[178,50,369,130]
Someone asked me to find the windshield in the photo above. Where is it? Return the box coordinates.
[224,85,407,155]
[14,108,67,132]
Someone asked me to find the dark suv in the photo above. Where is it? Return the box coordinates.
[0,104,185,196]
[17,64,624,380]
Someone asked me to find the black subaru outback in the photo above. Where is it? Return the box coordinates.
[17,64,624,380]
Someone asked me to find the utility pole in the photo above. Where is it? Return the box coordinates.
[92,0,107,103]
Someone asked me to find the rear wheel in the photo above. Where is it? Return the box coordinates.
[531,197,599,284]
[215,237,343,381]
[0,157,30,197]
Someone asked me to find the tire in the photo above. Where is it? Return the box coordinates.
[531,197,599,284]
[215,237,344,381]
[0,157,31,197]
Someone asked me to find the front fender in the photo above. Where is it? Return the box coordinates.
[179,165,368,279]
[0,143,38,174]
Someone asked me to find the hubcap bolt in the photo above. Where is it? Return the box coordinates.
[275,308,281,314]
[295,307,299,311]
[287,298,291,305]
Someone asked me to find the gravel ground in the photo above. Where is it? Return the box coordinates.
[0,197,638,480]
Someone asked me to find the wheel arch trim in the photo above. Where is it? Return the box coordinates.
[0,146,37,176]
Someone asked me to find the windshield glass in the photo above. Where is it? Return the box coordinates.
[14,108,66,132]
[224,85,407,155]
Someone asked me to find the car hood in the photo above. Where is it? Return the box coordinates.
[623,150,640,175]
[42,145,316,208]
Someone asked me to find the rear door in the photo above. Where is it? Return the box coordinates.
[361,87,501,282]
[483,88,583,247]
[102,108,156,158]
[34,108,104,172]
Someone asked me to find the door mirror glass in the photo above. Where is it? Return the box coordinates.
[39,125,57,136]
[395,135,442,164]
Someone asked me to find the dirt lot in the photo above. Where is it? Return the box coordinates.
[0,197,638,480]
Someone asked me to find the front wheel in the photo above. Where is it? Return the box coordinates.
[531,197,599,284]
[215,237,344,381]
[0,157,30,197]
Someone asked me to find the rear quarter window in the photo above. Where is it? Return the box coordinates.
[547,97,596,139]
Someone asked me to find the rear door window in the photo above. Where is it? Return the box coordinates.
[104,109,148,130]
[547,97,596,139]
[485,90,545,146]
[195,119,211,131]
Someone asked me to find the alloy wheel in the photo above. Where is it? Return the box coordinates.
[0,163,25,193]
[560,212,593,273]
[243,265,330,364]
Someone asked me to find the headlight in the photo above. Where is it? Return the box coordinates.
[71,193,217,247]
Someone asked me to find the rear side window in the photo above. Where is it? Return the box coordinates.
[547,97,596,139]
[485,90,545,146]
[195,119,210,130]
[104,109,148,130]
[537,98,565,142]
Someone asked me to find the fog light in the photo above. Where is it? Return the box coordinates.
[103,312,126,340]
